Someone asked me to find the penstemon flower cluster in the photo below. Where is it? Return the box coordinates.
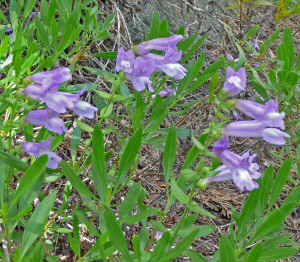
[21,67,98,168]
[203,66,290,191]
[116,35,186,95]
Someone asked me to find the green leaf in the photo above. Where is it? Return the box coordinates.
[95,90,130,102]
[250,79,269,101]
[150,231,171,261]
[248,186,300,245]
[237,187,260,239]
[149,12,160,39]
[91,51,118,59]
[117,128,142,184]
[75,119,94,132]
[9,0,19,28]
[268,158,292,212]
[60,160,98,201]
[187,203,215,218]
[71,126,81,162]
[177,33,198,53]
[262,234,295,250]
[156,128,199,138]
[103,206,132,261]
[182,133,208,169]
[178,225,215,239]
[163,123,177,189]
[160,228,200,261]
[84,66,115,78]
[246,243,262,262]
[120,208,163,224]
[35,18,50,51]
[282,27,294,70]
[265,27,281,51]
[183,59,223,97]
[158,19,169,38]
[75,211,101,237]
[145,97,170,133]
[171,177,188,204]
[132,235,141,262]
[286,72,298,87]
[219,235,236,262]
[22,0,38,22]
[92,124,107,201]
[10,155,47,210]
[244,25,260,41]
[260,247,298,261]
[183,249,207,262]
[119,182,141,219]
[21,189,57,259]
[182,34,207,63]
[178,53,205,94]
[0,152,28,172]
[258,165,273,212]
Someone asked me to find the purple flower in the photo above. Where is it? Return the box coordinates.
[159,88,176,98]
[23,68,98,133]
[223,67,246,96]
[115,47,135,74]
[225,120,266,137]
[125,56,155,92]
[136,35,183,55]
[224,120,290,145]
[155,231,163,240]
[227,54,234,61]
[22,136,61,169]
[29,67,72,91]
[73,101,98,118]
[144,47,187,79]
[250,41,260,52]
[262,128,291,145]
[26,108,67,134]
[6,27,13,37]
[30,11,40,17]
[207,149,261,191]
[236,99,285,129]
[44,89,83,113]
[212,133,230,152]
[253,63,259,68]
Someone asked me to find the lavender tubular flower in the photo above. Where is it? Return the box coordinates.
[136,35,183,55]
[227,54,234,61]
[144,47,187,79]
[262,128,291,145]
[225,120,266,137]
[236,99,285,129]
[44,90,82,113]
[159,88,176,98]
[29,67,72,86]
[224,121,290,145]
[223,67,246,96]
[212,133,230,153]
[22,136,61,169]
[249,41,260,52]
[115,47,135,74]
[26,108,67,134]
[73,101,98,119]
[125,56,156,92]
[206,149,261,191]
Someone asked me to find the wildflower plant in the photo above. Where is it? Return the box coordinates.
[0,2,299,262]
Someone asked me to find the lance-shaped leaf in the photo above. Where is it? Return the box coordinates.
[21,189,57,259]
[92,124,107,201]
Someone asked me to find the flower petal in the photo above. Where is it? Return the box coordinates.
[262,128,290,145]
[73,101,98,119]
